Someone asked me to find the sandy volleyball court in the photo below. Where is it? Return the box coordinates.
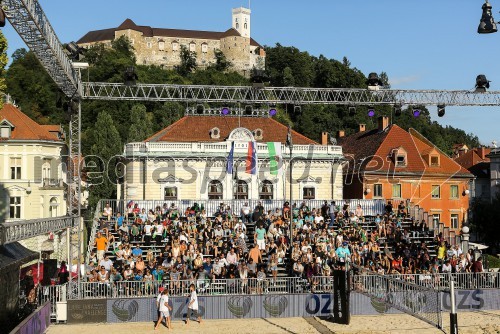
[47,310,500,334]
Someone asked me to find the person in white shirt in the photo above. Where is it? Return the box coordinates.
[241,203,252,223]
[144,221,153,246]
[186,284,201,325]
[103,203,112,221]
[155,289,172,330]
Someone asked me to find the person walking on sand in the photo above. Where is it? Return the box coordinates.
[155,288,172,330]
[186,284,202,325]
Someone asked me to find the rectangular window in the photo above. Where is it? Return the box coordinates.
[201,44,208,53]
[147,42,152,49]
[189,43,196,52]
[450,185,459,199]
[432,214,441,229]
[10,157,21,179]
[451,214,459,229]
[431,185,440,199]
[392,184,402,198]
[164,187,177,200]
[303,187,315,200]
[395,155,406,167]
[430,155,440,166]
[9,196,21,219]
[374,184,383,197]
[158,41,165,51]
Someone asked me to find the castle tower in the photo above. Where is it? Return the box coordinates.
[232,7,251,38]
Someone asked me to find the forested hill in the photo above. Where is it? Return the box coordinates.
[6,38,480,157]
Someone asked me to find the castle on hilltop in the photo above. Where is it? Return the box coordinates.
[77,7,265,75]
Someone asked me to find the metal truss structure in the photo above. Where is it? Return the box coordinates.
[3,0,81,97]
[0,217,73,245]
[2,0,500,301]
[82,82,500,106]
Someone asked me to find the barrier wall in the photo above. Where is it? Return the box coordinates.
[10,302,51,334]
[350,289,500,315]
[68,293,341,323]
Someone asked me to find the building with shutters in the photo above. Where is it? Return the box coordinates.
[0,101,67,221]
[338,116,473,231]
[121,110,344,203]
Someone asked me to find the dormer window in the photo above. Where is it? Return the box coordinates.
[430,155,440,167]
[392,147,407,167]
[0,119,14,139]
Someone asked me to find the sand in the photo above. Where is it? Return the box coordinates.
[47,311,500,334]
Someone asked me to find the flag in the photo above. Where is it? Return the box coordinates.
[246,141,257,175]
[226,141,234,174]
[267,142,282,175]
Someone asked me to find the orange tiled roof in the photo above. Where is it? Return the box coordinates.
[145,116,317,145]
[340,124,472,177]
[454,148,491,170]
[0,104,63,142]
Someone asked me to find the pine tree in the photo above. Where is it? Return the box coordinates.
[128,104,153,142]
[88,111,123,208]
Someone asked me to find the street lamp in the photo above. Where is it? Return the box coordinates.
[478,0,499,34]
[461,224,470,254]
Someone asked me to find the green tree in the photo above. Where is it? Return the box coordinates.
[128,104,153,142]
[212,49,232,72]
[283,67,295,87]
[0,31,8,108]
[6,48,64,124]
[87,111,122,208]
[176,45,197,76]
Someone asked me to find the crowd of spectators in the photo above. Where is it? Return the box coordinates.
[86,200,484,294]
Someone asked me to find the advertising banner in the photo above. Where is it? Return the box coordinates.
[67,299,107,323]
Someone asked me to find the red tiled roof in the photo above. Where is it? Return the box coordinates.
[145,116,317,145]
[339,123,472,177]
[77,19,262,46]
[408,129,471,176]
[337,128,390,171]
[454,148,491,170]
[0,104,63,142]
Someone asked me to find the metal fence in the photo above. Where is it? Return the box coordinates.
[353,271,500,290]
[37,283,67,317]
[77,276,337,299]
[98,198,387,218]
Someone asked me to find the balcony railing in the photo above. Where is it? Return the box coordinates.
[0,216,74,245]
[125,141,342,157]
[40,178,65,189]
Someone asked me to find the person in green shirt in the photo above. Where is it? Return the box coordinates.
[254,224,267,250]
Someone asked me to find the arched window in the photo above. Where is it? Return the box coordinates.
[244,23,248,29]
[234,180,248,199]
[236,23,239,29]
[49,197,59,217]
[259,180,273,200]
[208,180,223,199]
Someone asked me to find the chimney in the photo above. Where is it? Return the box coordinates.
[478,147,486,159]
[321,132,328,145]
[337,130,345,138]
[359,124,366,133]
[378,116,389,131]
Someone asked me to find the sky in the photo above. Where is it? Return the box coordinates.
[2,0,500,146]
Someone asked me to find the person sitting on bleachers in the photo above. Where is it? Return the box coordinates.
[103,202,112,221]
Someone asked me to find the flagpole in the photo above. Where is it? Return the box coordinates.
[286,126,293,244]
